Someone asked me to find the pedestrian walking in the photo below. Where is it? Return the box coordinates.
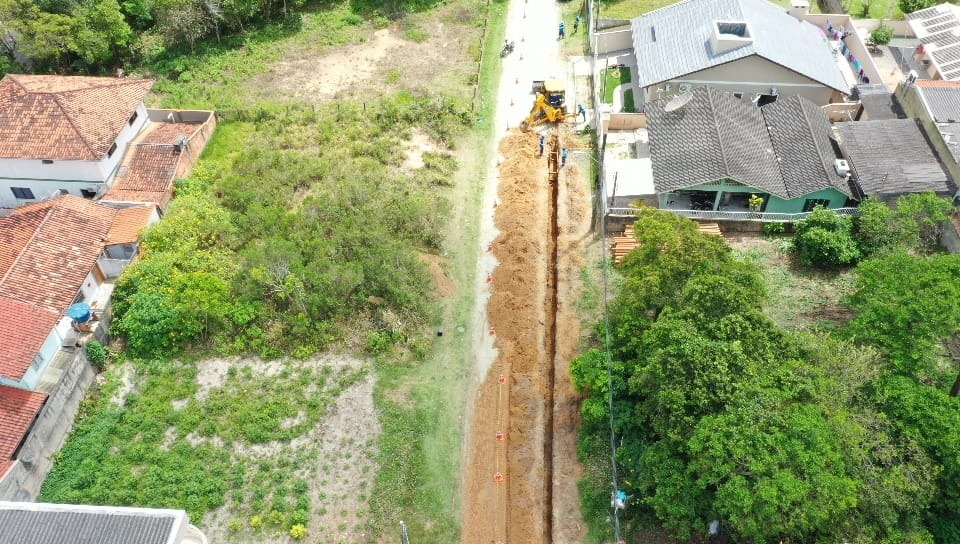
[574,14,581,33]
[577,103,586,122]
[561,147,568,167]
[539,134,545,156]
[558,21,565,39]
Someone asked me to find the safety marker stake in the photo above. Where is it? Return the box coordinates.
[486,273,492,283]
[498,373,506,384]
[489,326,496,336]
[493,200,499,208]
[515,76,519,85]
[487,243,493,253]
[495,430,504,441]
[494,472,504,482]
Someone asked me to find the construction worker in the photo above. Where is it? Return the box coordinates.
[574,14,581,33]
[558,21,565,39]
[577,103,586,122]
[539,134,545,156]
[561,147,568,167]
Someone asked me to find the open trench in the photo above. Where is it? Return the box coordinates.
[461,127,588,544]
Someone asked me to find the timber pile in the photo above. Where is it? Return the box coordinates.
[612,223,638,265]
[612,221,723,265]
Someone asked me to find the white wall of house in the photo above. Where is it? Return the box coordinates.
[79,271,101,303]
[642,55,837,107]
[0,327,63,391]
[0,179,104,208]
[0,103,149,209]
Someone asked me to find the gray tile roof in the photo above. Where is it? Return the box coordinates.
[630,0,849,93]
[0,503,183,544]
[837,119,952,196]
[915,84,960,122]
[853,84,904,120]
[646,86,848,198]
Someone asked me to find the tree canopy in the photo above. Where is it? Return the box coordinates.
[574,208,960,543]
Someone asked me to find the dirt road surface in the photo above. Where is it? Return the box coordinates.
[461,1,590,542]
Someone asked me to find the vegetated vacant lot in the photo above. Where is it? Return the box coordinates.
[727,235,855,330]
[41,1,501,543]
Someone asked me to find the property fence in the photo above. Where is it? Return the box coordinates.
[607,207,861,222]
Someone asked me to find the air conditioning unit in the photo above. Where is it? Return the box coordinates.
[834,159,850,177]
[907,70,919,84]
[678,83,692,93]
[770,87,779,96]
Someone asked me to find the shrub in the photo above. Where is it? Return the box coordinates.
[85,341,108,371]
[289,523,307,540]
[793,207,860,267]
[871,23,894,45]
[763,222,786,236]
[249,515,263,529]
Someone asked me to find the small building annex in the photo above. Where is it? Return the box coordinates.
[895,79,960,185]
[837,118,953,203]
[646,86,854,214]
[0,501,207,544]
[629,0,851,109]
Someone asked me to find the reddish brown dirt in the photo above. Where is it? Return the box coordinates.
[462,127,589,544]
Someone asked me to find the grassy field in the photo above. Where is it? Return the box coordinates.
[42,1,507,543]
[728,236,856,331]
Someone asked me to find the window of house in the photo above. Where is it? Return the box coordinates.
[80,189,97,199]
[41,159,53,164]
[128,110,138,125]
[803,199,830,212]
[107,142,118,158]
[11,187,34,199]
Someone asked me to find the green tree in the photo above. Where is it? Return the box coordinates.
[72,0,132,68]
[871,23,894,45]
[893,191,954,251]
[855,196,897,257]
[793,206,860,267]
[899,0,935,14]
[847,250,960,374]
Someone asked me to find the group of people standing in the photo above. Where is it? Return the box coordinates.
[558,13,582,39]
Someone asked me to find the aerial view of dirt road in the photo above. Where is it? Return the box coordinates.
[461,0,593,542]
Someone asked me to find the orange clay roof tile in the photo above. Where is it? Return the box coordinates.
[0,75,153,161]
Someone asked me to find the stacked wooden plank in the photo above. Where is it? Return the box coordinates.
[612,222,723,265]
[697,222,722,236]
[612,224,638,265]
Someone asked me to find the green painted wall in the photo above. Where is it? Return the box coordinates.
[765,187,849,213]
[662,179,849,213]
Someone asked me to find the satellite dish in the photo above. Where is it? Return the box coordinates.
[664,91,693,112]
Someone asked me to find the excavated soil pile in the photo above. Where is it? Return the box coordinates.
[462,127,589,544]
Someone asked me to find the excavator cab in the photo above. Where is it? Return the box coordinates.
[521,79,576,131]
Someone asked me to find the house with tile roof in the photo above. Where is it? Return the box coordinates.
[0,195,156,391]
[0,386,47,486]
[836,119,953,202]
[895,79,960,186]
[0,75,153,208]
[0,502,208,544]
[628,0,853,109]
[645,86,854,214]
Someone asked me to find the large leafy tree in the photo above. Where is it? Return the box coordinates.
[846,250,960,374]
[575,209,950,542]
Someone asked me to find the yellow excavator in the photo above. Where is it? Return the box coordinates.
[520,79,578,131]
